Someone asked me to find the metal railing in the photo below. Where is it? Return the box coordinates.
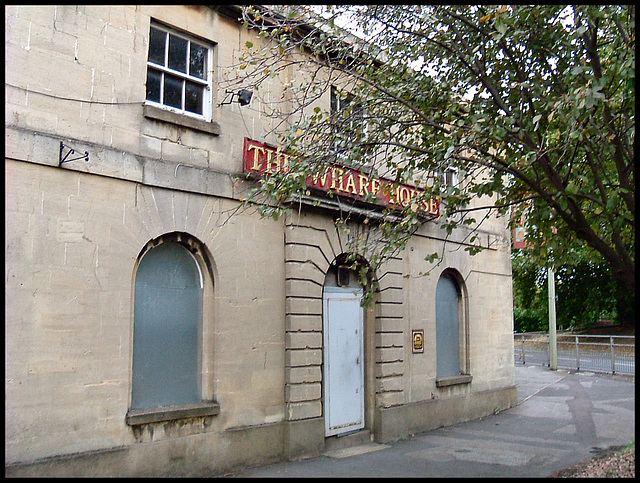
[514,333,635,375]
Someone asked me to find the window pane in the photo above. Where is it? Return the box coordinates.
[163,74,183,109]
[436,275,461,377]
[146,68,162,103]
[132,242,202,409]
[148,27,166,66]
[189,43,207,79]
[168,34,188,73]
[185,81,204,114]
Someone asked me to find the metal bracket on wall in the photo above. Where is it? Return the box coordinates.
[59,141,89,167]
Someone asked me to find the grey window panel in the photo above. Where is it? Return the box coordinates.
[131,242,202,410]
[436,274,460,378]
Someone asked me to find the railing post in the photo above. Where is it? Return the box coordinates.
[575,335,580,371]
[610,336,616,374]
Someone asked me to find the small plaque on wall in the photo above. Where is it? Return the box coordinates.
[412,329,424,353]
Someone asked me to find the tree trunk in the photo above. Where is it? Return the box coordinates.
[614,279,635,329]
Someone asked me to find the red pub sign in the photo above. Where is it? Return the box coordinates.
[243,138,440,217]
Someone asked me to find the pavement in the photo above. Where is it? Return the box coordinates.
[227,364,635,477]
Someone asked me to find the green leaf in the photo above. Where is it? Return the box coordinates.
[571,65,584,76]
[236,5,635,304]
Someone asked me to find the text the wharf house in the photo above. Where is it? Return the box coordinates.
[5,5,516,476]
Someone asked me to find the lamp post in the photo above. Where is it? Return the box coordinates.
[548,266,557,370]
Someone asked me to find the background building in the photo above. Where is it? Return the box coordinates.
[5,5,516,476]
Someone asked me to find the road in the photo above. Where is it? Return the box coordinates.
[228,364,635,477]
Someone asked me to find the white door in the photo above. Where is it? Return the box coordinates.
[323,287,365,437]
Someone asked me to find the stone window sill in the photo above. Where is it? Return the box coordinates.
[126,401,220,425]
[435,374,473,388]
[143,104,221,136]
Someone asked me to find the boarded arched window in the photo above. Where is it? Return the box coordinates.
[131,240,202,409]
[436,272,462,378]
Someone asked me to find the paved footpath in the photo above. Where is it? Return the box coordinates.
[228,365,635,477]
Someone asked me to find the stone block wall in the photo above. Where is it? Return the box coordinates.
[5,159,286,469]
[5,4,516,475]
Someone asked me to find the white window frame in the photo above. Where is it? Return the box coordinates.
[441,166,459,191]
[145,21,213,122]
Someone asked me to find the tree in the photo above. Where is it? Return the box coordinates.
[512,247,620,333]
[227,5,634,322]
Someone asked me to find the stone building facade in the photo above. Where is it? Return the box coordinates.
[5,5,517,476]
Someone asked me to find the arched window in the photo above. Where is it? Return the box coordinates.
[436,271,464,379]
[131,239,203,410]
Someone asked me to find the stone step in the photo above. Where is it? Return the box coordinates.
[324,442,390,459]
[324,429,373,453]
